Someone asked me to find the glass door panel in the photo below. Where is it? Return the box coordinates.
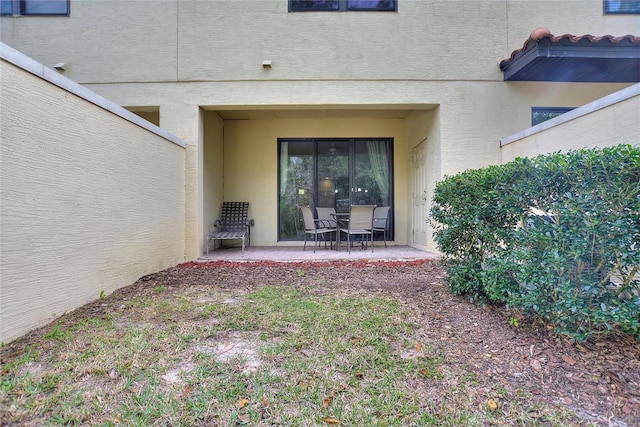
[353,139,391,207]
[278,140,314,240]
[278,138,393,241]
[317,140,350,212]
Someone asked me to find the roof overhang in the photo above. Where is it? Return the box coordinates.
[500,31,640,82]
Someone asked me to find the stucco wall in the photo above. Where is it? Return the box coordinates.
[220,116,411,246]
[406,108,441,252]
[0,51,186,343]
[0,0,179,84]
[2,1,637,86]
[501,84,640,162]
[2,0,636,257]
[203,111,224,250]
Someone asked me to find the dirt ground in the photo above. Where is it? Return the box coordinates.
[4,259,640,425]
[163,259,640,426]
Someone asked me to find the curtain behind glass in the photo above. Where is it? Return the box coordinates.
[367,140,390,202]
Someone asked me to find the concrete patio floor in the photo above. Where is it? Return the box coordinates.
[199,245,441,262]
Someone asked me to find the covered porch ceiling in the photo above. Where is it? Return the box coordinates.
[203,105,438,120]
[500,29,640,83]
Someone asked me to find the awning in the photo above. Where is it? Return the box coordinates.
[500,28,640,82]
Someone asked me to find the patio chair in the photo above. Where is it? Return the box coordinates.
[339,204,376,253]
[206,202,250,256]
[315,207,337,228]
[300,206,337,252]
[371,206,391,248]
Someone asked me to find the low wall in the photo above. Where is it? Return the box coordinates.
[0,44,186,343]
[501,84,640,162]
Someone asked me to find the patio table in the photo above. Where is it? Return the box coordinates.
[332,212,350,251]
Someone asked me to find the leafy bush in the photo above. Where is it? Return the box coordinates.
[430,145,640,340]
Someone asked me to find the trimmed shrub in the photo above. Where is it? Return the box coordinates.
[430,145,640,340]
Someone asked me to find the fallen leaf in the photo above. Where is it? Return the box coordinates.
[487,398,498,411]
[182,385,192,398]
[323,396,333,407]
[530,359,542,372]
[323,417,343,425]
[561,355,576,366]
[238,398,249,408]
[416,342,422,352]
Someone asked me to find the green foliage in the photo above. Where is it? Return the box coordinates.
[431,145,640,340]
[43,325,66,341]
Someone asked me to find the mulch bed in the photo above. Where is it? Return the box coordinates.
[3,258,639,425]
[168,259,640,425]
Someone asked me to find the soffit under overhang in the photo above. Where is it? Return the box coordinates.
[500,29,640,82]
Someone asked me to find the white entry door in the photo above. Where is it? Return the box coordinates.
[411,140,428,247]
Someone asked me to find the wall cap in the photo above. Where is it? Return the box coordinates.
[0,42,186,149]
[500,83,640,147]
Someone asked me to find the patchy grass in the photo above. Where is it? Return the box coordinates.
[2,284,580,426]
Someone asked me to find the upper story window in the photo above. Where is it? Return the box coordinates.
[604,0,640,14]
[1,0,69,16]
[289,0,396,12]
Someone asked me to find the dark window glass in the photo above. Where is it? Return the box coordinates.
[532,107,575,126]
[290,0,339,11]
[1,0,12,15]
[290,0,395,12]
[348,0,395,11]
[23,0,68,15]
[1,0,69,16]
[604,0,640,14]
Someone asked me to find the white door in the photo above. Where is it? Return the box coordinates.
[411,140,428,247]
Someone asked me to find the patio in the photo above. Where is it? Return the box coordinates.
[198,245,440,262]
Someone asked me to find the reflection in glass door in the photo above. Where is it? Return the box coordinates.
[278,138,393,241]
[317,140,350,212]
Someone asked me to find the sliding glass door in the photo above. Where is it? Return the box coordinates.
[278,138,393,241]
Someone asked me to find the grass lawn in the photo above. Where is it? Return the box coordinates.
[1,266,588,426]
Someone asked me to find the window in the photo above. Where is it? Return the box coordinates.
[289,0,396,12]
[604,0,640,14]
[1,0,69,16]
[531,107,575,126]
[278,138,394,241]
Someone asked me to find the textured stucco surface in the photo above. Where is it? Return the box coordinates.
[2,1,637,85]
[1,0,637,259]
[0,60,186,343]
[501,84,640,162]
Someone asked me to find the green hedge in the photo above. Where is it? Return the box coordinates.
[430,145,640,341]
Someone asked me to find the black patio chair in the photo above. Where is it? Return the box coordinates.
[206,202,250,256]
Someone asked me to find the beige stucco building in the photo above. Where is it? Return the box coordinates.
[1,0,639,342]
